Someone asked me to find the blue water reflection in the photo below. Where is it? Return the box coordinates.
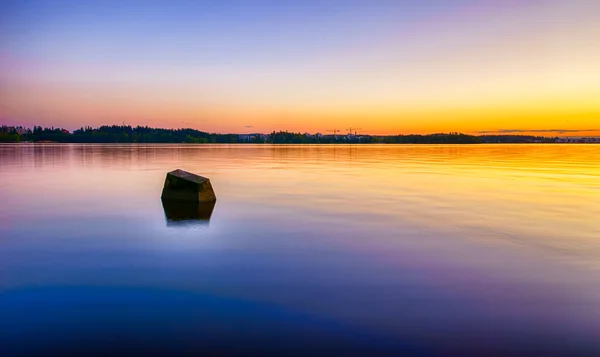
[1,286,408,356]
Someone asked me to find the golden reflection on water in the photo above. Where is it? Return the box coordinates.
[2,144,599,264]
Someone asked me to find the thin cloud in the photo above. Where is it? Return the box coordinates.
[477,129,600,134]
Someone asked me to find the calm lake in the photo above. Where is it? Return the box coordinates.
[1,144,599,356]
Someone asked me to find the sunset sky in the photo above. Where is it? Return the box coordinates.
[1,0,599,135]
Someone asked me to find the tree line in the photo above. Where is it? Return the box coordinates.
[1,125,554,144]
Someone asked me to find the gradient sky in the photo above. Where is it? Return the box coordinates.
[1,0,599,134]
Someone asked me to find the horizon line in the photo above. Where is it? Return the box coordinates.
[5,123,597,138]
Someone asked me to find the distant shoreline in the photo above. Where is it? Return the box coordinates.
[2,124,579,144]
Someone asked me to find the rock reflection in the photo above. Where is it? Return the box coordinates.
[161,199,215,227]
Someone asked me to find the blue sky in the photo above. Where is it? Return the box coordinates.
[2,0,468,65]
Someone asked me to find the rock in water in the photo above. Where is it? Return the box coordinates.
[161,169,217,203]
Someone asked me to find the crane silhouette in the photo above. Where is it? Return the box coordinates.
[346,127,362,136]
[326,129,341,139]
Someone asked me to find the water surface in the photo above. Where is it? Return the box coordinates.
[1,144,599,356]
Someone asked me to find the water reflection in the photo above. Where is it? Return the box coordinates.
[161,199,215,227]
[1,144,600,356]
